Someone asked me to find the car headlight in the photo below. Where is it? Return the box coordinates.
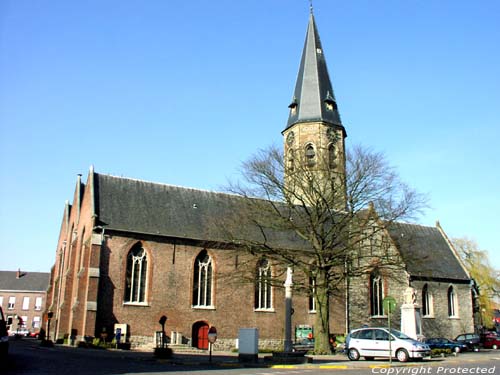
[411,344,428,350]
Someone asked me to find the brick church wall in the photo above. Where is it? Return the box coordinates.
[90,232,345,349]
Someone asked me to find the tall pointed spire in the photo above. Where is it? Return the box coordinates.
[285,12,343,131]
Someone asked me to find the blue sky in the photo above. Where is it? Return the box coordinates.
[1,0,499,273]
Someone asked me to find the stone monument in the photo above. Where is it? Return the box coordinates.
[400,287,423,340]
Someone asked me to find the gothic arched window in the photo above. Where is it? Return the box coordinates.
[308,275,316,312]
[124,244,148,303]
[193,250,213,307]
[255,259,272,310]
[370,270,384,316]
[305,144,316,167]
[422,284,433,317]
[448,285,458,317]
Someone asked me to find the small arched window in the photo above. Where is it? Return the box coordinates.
[305,144,316,167]
[287,150,295,172]
[370,270,384,316]
[124,244,148,303]
[422,284,433,317]
[255,259,272,310]
[193,250,213,307]
[328,144,336,169]
[448,285,458,317]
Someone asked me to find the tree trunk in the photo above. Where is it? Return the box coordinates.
[314,271,331,354]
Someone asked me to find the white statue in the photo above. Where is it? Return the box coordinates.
[403,287,417,305]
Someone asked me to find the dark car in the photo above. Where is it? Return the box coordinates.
[425,338,467,353]
[454,333,480,351]
[0,307,8,358]
[480,332,500,350]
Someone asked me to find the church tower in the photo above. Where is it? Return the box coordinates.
[283,11,347,208]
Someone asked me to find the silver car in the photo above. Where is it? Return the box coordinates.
[346,327,431,362]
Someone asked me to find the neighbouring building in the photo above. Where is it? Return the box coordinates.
[0,270,50,334]
[45,11,475,350]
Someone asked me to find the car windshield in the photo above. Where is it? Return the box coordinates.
[390,329,412,340]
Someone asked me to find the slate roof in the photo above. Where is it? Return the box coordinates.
[93,173,469,282]
[285,12,344,131]
[387,223,469,281]
[0,271,50,292]
[94,173,306,250]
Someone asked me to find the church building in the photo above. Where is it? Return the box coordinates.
[46,12,475,350]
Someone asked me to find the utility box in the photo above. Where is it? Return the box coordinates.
[114,324,128,341]
[238,328,259,363]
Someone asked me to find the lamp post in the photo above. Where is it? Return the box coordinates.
[284,267,293,353]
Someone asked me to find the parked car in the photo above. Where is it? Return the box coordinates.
[9,328,30,337]
[480,332,500,350]
[346,327,431,362]
[454,333,481,351]
[424,338,467,353]
[0,307,8,358]
[28,331,41,339]
[293,337,314,351]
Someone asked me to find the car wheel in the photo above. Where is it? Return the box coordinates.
[493,344,498,350]
[396,348,409,362]
[348,348,360,361]
[454,346,461,353]
[364,356,374,361]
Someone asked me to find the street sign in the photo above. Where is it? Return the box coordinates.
[383,296,397,314]
[383,296,397,366]
[208,326,217,343]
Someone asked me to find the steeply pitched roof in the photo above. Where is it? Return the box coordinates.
[92,173,469,282]
[285,12,344,131]
[94,173,305,250]
[0,271,50,292]
[388,223,469,281]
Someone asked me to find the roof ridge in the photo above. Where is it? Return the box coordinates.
[95,172,243,199]
[392,222,437,230]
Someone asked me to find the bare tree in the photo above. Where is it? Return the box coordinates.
[222,143,427,354]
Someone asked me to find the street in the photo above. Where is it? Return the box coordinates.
[1,338,498,375]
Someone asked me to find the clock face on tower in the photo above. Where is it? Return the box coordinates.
[327,128,339,143]
[286,131,295,145]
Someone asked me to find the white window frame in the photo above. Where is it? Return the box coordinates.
[448,285,459,318]
[8,296,15,310]
[124,245,148,305]
[35,297,43,311]
[192,251,214,308]
[255,259,273,311]
[422,284,434,317]
[370,272,385,317]
[22,296,30,310]
[308,276,316,313]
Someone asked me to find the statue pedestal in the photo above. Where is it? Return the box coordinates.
[400,304,423,340]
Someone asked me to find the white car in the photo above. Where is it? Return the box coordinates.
[346,327,431,362]
[9,328,30,337]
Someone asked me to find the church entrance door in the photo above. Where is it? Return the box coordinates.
[192,321,209,350]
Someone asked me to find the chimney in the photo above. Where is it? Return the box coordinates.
[16,268,21,278]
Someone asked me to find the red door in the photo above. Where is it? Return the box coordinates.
[197,324,209,350]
